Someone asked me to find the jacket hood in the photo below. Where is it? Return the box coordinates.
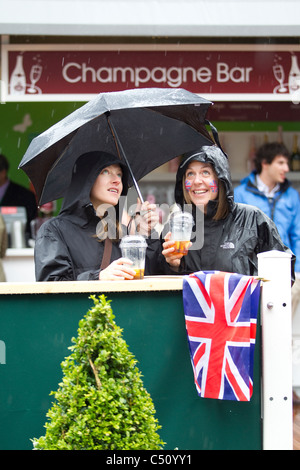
[60,151,129,215]
[174,145,234,210]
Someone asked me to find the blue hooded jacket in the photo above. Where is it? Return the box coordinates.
[234,172,300,271]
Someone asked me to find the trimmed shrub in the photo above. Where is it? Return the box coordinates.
[33,294,165,450]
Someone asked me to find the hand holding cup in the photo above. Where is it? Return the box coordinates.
[162,211,193,268]
[120,235,147,279]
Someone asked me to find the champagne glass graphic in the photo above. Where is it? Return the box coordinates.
[28,64,43,93]
[273,64,288,93]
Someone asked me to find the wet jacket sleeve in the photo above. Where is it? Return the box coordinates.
[256,209,296,282]
[144,232,171,275]
[34,222,77,281]
[35,224,102,281]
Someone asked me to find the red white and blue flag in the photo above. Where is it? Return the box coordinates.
[182,271,261,401]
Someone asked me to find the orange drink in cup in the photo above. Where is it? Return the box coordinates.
[170,240,190,255]
[132,268,145,279]
[120,235,147,280]
[169,212,193,256]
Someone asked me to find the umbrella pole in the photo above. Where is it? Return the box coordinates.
[106,114,144,204]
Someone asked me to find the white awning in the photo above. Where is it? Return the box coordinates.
[0,0,300,37]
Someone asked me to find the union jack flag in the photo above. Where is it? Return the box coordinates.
[182,271,261,401]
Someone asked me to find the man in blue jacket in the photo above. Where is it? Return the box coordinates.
[235,141,300,280]
[235,142,300,402]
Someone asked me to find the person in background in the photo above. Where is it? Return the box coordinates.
[30,201,55,240]
[234,141,300,403]
[35,151,159,281]
[0,153,38,241]
[0,214,7,282]
[234,143,300,310]
[161,145,295,280]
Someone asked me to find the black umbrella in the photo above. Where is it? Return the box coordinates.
[19,88,215,205]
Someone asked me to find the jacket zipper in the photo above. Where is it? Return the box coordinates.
[246,181,285,222]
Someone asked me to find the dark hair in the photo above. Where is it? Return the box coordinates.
[255,142,290,174]
[0,154,9,172]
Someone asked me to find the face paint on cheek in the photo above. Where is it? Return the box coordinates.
[209,180,218,193]
[185,180,192,192]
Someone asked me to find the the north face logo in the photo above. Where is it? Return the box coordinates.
[220,241,235,249]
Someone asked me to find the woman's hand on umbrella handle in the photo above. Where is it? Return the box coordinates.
[132,198,159,236]
[99,258,136,280]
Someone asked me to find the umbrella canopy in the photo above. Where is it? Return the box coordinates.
[19,88,214,205]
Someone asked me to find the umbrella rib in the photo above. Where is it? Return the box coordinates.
[106,112,144,204]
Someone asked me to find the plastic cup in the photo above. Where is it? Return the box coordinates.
[120,235,147,279]
[169,212,194,255]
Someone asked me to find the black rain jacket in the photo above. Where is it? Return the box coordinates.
[34,151,159,281]
[164,145,295,278]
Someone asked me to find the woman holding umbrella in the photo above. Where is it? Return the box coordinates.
[34,151,159,281]
[161,145,295,279]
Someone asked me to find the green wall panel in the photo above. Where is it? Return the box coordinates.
[0,102,85,188]
[0,291,262,450]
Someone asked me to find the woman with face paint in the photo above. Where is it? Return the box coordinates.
[161,145,295,278]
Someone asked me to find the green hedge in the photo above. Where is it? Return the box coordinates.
[33,295,165,450]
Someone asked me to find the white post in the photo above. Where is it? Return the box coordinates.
[258,250,293,450]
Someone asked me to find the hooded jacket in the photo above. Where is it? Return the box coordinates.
[169,145,295,278]
[34,151,158,281]
[234,171,300,272]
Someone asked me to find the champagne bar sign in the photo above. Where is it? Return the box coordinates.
[1,44,300,102]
